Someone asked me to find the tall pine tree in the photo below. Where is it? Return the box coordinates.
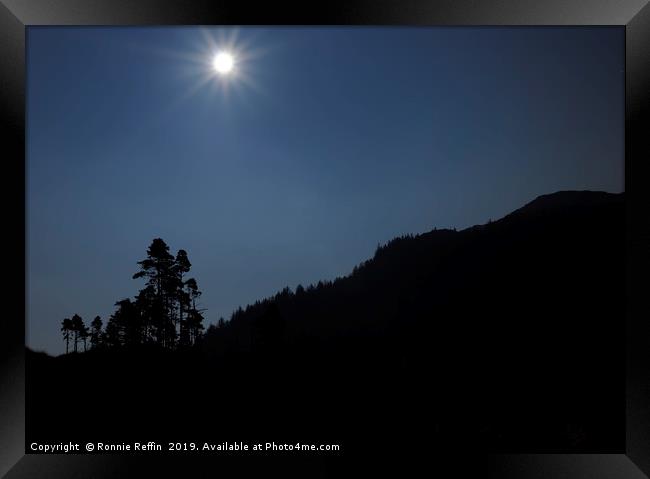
[133,238,175,348]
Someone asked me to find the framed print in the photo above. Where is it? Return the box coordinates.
[1,1,649,477]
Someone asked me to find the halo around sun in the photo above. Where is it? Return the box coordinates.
[169,28,263,104]
[213,51,234,74]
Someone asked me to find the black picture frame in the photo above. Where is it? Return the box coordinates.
[1,1,648,477]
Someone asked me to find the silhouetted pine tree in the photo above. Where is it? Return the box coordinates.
[90,316,103,349]
[133,238,175,348]
[103,312,123,348]
[60,238,207,352]
[186,308,205,345]
[70,314,84,353]
[80,324,89,352]
[61,318,72,354]
[183,277,204,346]
[135,285,156,344]
[114,298,141,346]
[174,250,192,346]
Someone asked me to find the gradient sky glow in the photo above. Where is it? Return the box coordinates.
[27,27,624,354]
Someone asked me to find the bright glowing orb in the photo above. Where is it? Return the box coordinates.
[213,52,234,74]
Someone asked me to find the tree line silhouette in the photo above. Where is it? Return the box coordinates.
[200,234,428,355]
[37,191,625,452]
[58,230,444,356]
[61,238,205,352]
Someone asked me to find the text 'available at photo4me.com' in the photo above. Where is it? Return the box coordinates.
[29,441,342,454]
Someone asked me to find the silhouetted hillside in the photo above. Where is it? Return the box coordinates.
[27,191,625,455]
[205,190,623,354]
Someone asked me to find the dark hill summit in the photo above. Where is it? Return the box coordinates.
[201,189,624,450]
[205,190,623,352]
[27,190,624,456]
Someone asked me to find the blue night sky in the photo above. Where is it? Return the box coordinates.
[27,27,624,354]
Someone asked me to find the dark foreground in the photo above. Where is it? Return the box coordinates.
[27,191,625,460]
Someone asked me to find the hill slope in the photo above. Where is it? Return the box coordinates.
[201,189,625,449]
[28,190,625,453]
[207,190,624,354]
